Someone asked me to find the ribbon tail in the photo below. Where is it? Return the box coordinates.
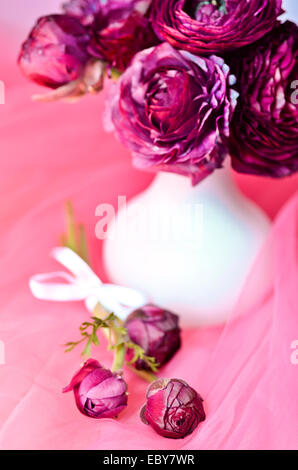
[29,272,90,302]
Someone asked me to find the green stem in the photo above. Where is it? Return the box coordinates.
[65,201,77,253]
[92,304,158,380]
[111,343,125,372]
[93,304,125,372]
[78,224,90,265]
[93,304,110,340]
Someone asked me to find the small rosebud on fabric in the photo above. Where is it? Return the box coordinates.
[125,304,181,370]
[140,378,205,439]
[18,14,91,89]
[63,359,128,418]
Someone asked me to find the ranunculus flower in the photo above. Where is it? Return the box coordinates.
[18,15,91,89]
[140,378,205,438]
[108,42,238,184]
[125,304,181,370]
[229,21,298,177]
[63,359,128,418]
[64,0,158,70]
[150,0,282,55]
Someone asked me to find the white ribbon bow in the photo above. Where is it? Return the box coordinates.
[29,247,149,320]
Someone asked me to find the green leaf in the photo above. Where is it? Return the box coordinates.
[82,337,92,357]
[125,341,159,372]
[64,338,85,353]
[64,309,159,373]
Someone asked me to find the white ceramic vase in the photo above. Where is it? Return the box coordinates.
[103,163,271,326]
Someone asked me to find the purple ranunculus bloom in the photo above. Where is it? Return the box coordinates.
[140,378,206,439]
[229,21,298,178]
[64,0,157,70]
[18,15,91,89]
[150,0,282,55]
[125,304,181,371]
[107,42,238,185]
[63,359,128,418]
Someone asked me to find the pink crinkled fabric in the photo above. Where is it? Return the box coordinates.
[0,19,298,450]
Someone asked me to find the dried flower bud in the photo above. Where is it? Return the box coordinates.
[125,304,181,370]
[141,378,205,439]
[63,359,128,418]
[18,14,91,89]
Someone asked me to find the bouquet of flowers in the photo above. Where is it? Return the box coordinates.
[18,0,298,185]
[20,0,297,440]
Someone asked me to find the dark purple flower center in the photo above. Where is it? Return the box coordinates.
[167,406,196,435]
[184,0,229,21]
[145,68,199,134]
[84,398,103,416]
[175,417,185,426]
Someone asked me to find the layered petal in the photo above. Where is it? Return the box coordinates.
[229,21,298,177]
[107,42,238,184]
[150,0,282,54]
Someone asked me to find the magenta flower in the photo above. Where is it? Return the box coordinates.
[18,15,91,89]
[125,304,181,371]
[89,1,158,71]
[64,0,157,70]
[150,0,282,55]
[63,359,128,418]
[141,378,205,439]
[108,42,238,184]
[229,21,298,177]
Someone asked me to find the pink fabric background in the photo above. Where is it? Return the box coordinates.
[0,2,298,449]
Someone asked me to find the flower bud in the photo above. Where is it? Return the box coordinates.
[18,15,91,89]
[63,359,128,418]
[125,304,181,370]
[141,378,206,439]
